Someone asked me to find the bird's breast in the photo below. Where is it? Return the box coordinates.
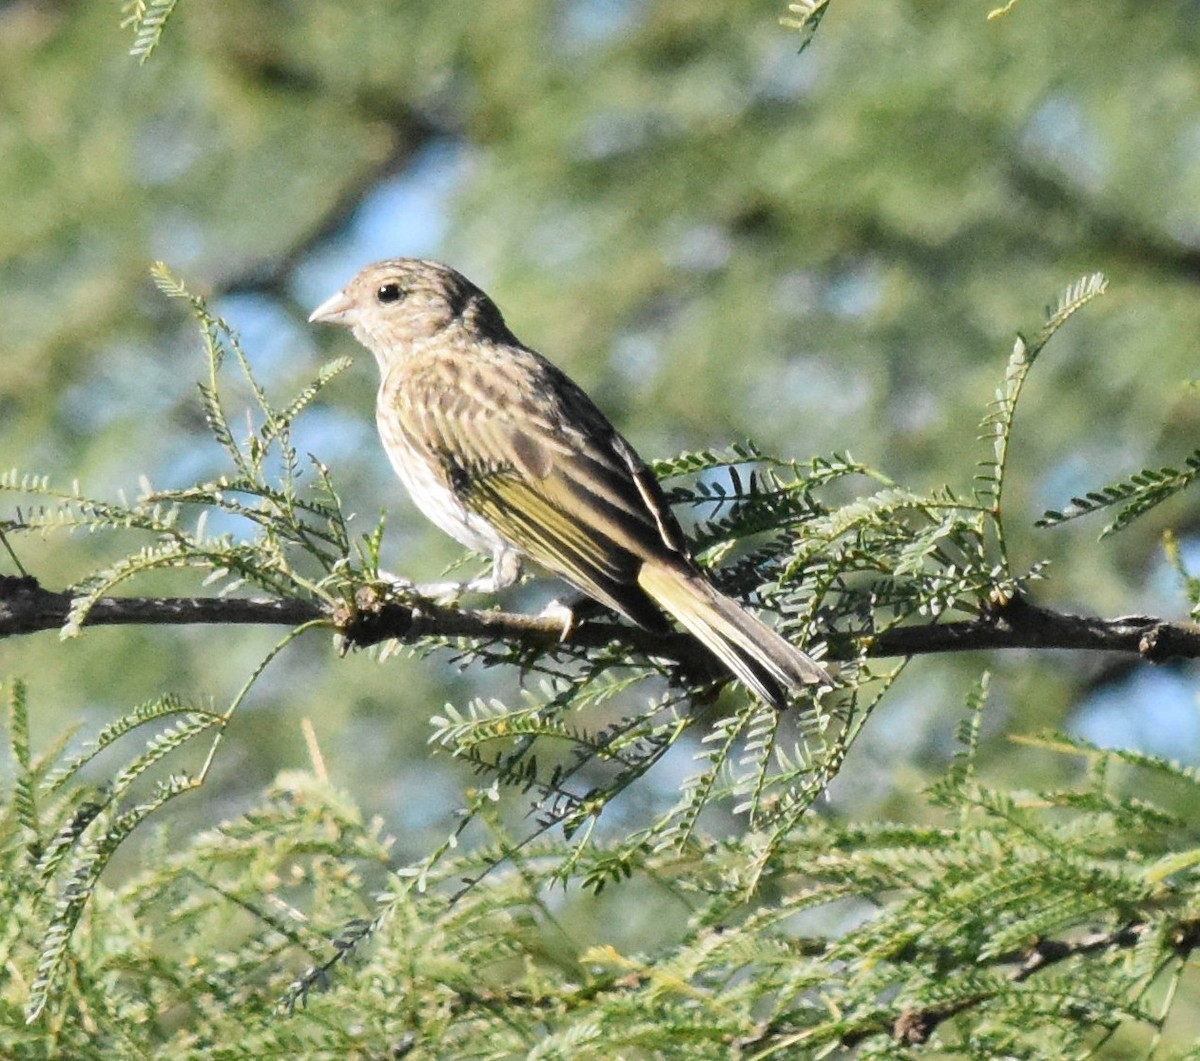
[375,390,510,557]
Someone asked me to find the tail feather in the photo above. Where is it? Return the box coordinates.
[637,560,831,709]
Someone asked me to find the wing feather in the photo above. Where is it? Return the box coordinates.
[387,343,689,627]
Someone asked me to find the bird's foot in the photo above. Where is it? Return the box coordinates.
[536,590,600,642]
[377,572,508,606]
[373,570,465,606]
[377,570,417,594]
[379,550,521,606]
[538,597,579,642]
[412,578,474,604]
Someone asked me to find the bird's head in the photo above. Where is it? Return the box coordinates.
[309,258,510,370]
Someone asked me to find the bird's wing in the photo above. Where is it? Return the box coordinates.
[394,345,691,625]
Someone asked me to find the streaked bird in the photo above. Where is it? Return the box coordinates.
[309,259,830,706]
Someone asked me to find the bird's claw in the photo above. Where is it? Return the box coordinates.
[537,593,586,642]
[375,570,463,607]
[377,569,416,593]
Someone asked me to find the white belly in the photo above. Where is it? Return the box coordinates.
[379,420,510,559]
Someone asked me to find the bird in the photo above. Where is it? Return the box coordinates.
[309,259,830,707]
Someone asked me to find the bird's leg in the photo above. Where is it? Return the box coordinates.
[481,546,523,591]
[408,547,523,603]
[537,589,604,642]
[376,570,417,594]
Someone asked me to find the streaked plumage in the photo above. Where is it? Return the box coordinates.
[310,259,830,706]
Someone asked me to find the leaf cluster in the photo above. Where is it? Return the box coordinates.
[3,266,365,629]
[4,676,1200,1056]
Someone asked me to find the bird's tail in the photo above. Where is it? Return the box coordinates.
[637,559,831,709]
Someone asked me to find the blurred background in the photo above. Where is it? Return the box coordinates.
[2,0,1199,872]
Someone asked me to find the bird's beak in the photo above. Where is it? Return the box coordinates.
[308,289,355,325]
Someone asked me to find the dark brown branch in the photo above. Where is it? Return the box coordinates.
[0,576,322,637]
[888,916,1200,1046]
[890,926,1147,1046]
[859,595,1200,664]
[3,576,1200,669]
[744,914,1197,1052]
[771,916,1200,1051]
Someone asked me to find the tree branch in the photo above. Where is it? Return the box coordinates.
[0,576,322,637]
[4,576,1199,669]
[888,915,1200,1046]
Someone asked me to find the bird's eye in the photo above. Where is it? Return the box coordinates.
[376,283,405,304]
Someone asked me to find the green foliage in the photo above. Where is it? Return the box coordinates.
[1038,450,1200,539]
[120,0,182,64]
[975,273,1108,570]
[4,676,1199,1056]
[779,0,833,53]
[3,265,359,626]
